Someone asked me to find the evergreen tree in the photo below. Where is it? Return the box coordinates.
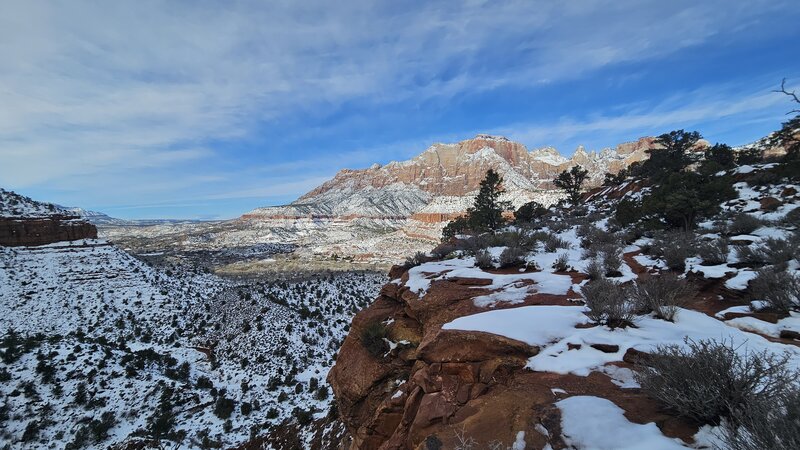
[514,200,548,223]
[466,169,512,231]
[441,216,468,241]
[700,143,736,175]
[553,165,589,206]
[603,169,628,186]
[641,172,736,230]
[633,130,700,181]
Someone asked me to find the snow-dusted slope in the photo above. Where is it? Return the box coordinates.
[0,237,385,448]
[0,189,68,218]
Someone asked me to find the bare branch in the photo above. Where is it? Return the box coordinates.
[773,78,800,114]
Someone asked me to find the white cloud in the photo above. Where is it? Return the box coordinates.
[0,0,797,216]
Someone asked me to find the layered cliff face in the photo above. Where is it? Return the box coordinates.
[247,135,655,221]
[226,135,655,262]
[0,189,97,246]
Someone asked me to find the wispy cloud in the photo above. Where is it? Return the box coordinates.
[0,1,798,217]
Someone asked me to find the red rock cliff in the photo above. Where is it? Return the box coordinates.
[0,215,97,246]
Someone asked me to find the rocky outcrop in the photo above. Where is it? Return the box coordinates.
[0,189,98,246]
[247,135,657,222]
[328,265,692,449]
[0,215,97,246]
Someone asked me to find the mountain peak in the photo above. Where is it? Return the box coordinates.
[471,134,511,142]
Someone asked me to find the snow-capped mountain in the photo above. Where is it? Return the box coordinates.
[246,134,655,221]
[99,135,659,263]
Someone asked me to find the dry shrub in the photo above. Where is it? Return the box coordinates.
[499,246,526,268]
[547,220,570,233]
[580,278,633,328]
[600,244,624,277]
[585,258,604,280]
[635,339,796,424]
[783,207,800,228]
[728,213,764,236]
[697,238,729,265]
[474,249,494,270]
[652,230,696,271]
[631,273,695,320]
[552,253,570,272]
[404,251,430,268]
[544,234,571,252]
[723,387,800,450]
[736,237,797,269]
[748,268,800,313]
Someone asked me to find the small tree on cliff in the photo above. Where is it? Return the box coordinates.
[467,169,512,232]
[554,165,588,206]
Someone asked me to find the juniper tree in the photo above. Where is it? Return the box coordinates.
[514,200,548,223]
[466,169,512,231]
[553,165,589,206]
[633,130,701,181]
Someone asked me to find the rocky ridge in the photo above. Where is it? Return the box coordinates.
[0,188,97,246]
[328,164,800,449]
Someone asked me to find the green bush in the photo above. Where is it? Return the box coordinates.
[360,322,389,358]
[514,200,548,223]
[214,395,236,420]
[474,249,494,270]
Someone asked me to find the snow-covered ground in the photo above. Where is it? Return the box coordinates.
[0,238,384,448]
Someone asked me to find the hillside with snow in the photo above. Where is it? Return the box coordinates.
[0,187,387,448]
[328,156,800,449]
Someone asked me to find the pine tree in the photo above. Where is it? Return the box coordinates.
[553,165,589,206]
[632,130,701,181]
[466,169,512,231]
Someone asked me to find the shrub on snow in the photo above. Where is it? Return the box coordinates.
[552,253,570,272]
[737,237,797,269]
[782,207,800,228]
[697,238,729,265]
[631,273,695,321]
[474,249,494,270]
[585,258,604,280]
[499,246,526,268]
[580,278,633,328]
[728,213,765,236]
[748,268,800,313]
[544,234,571,253]
[600,244,624,277]
[723,387,800,450]
[635,338,796,424]
[651,230,695,271]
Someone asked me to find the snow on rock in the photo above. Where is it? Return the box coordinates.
[557,396,689,450]
[443,305,589,346]
[724,270,758,290]
[442,305,800,376]
[405,257,573,302]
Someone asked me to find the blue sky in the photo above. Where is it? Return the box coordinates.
[1,0,799,219]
